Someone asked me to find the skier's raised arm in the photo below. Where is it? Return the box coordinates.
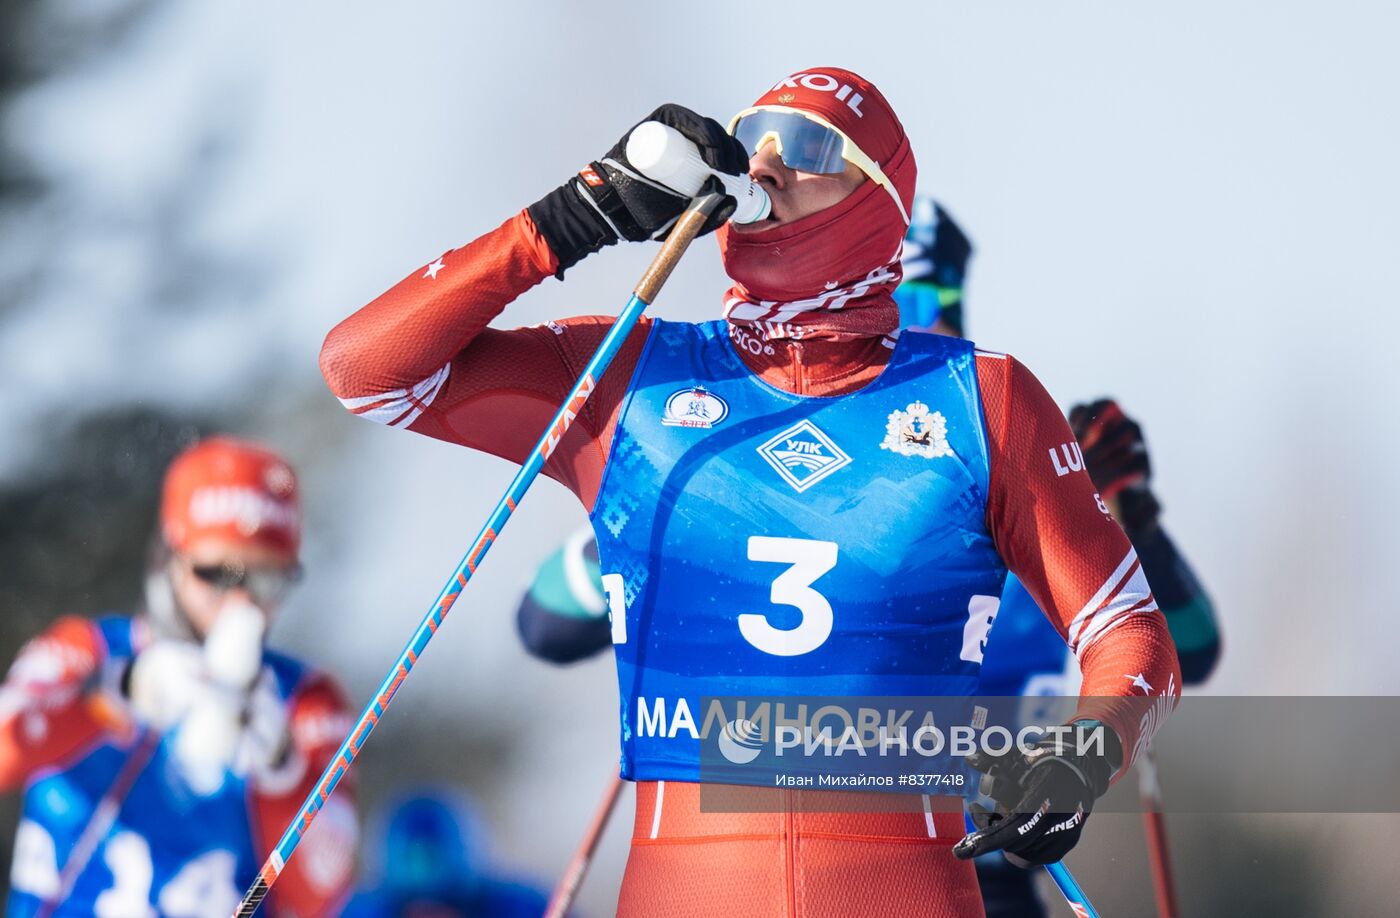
[319,106,749,504]
[317,210,624,500]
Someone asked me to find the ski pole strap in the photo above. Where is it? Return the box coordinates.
[233,192,724,918]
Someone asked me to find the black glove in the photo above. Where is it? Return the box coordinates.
[953,720,1119,868]
[527,104,749,276]
[1068,398,1161,532]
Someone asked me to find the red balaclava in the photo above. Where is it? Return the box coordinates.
[718,67,916,343]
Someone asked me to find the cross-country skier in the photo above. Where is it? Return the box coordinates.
[1,437,358,917]
[513,198,1222,916]
[320,67,1181,916]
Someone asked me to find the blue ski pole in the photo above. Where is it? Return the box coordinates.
[963,811,1103,918]
[1044,860,1103,918]
[232,191,727,917]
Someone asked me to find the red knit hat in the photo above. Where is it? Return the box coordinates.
[160,437,300,562]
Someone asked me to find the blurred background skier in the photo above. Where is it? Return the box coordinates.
[0,436,358,917]
[342,788,551,918]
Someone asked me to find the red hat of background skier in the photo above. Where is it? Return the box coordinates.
[160,437,301,562]
[718,67,916,305]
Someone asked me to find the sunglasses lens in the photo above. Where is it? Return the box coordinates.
[246,569,295,604]
[191,562,297,603]
[193,564,244,589]
[732,111,847,175]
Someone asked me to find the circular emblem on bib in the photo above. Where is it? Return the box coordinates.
[662,386,729,429]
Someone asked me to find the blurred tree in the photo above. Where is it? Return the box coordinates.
[0,0,272,629]
[0,406,216,628]
[0,0,158,317]
[0,0,263,898]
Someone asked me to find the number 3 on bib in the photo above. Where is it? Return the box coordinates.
[739,536,838,657]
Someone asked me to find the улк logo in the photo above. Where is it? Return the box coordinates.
[881,401,954,459]
[662,386,729,429]
[757,420,852,492]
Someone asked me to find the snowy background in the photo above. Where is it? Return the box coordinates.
[2,1,1398,914]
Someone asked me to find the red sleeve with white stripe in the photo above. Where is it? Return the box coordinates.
[318,209,648,508]
[976,351,1181,775]
[0,616,112,793]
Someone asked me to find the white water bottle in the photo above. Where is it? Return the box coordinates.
[625,121,771,224]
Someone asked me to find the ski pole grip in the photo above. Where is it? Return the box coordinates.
[626,121,770,224]
[635,192,724,305]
